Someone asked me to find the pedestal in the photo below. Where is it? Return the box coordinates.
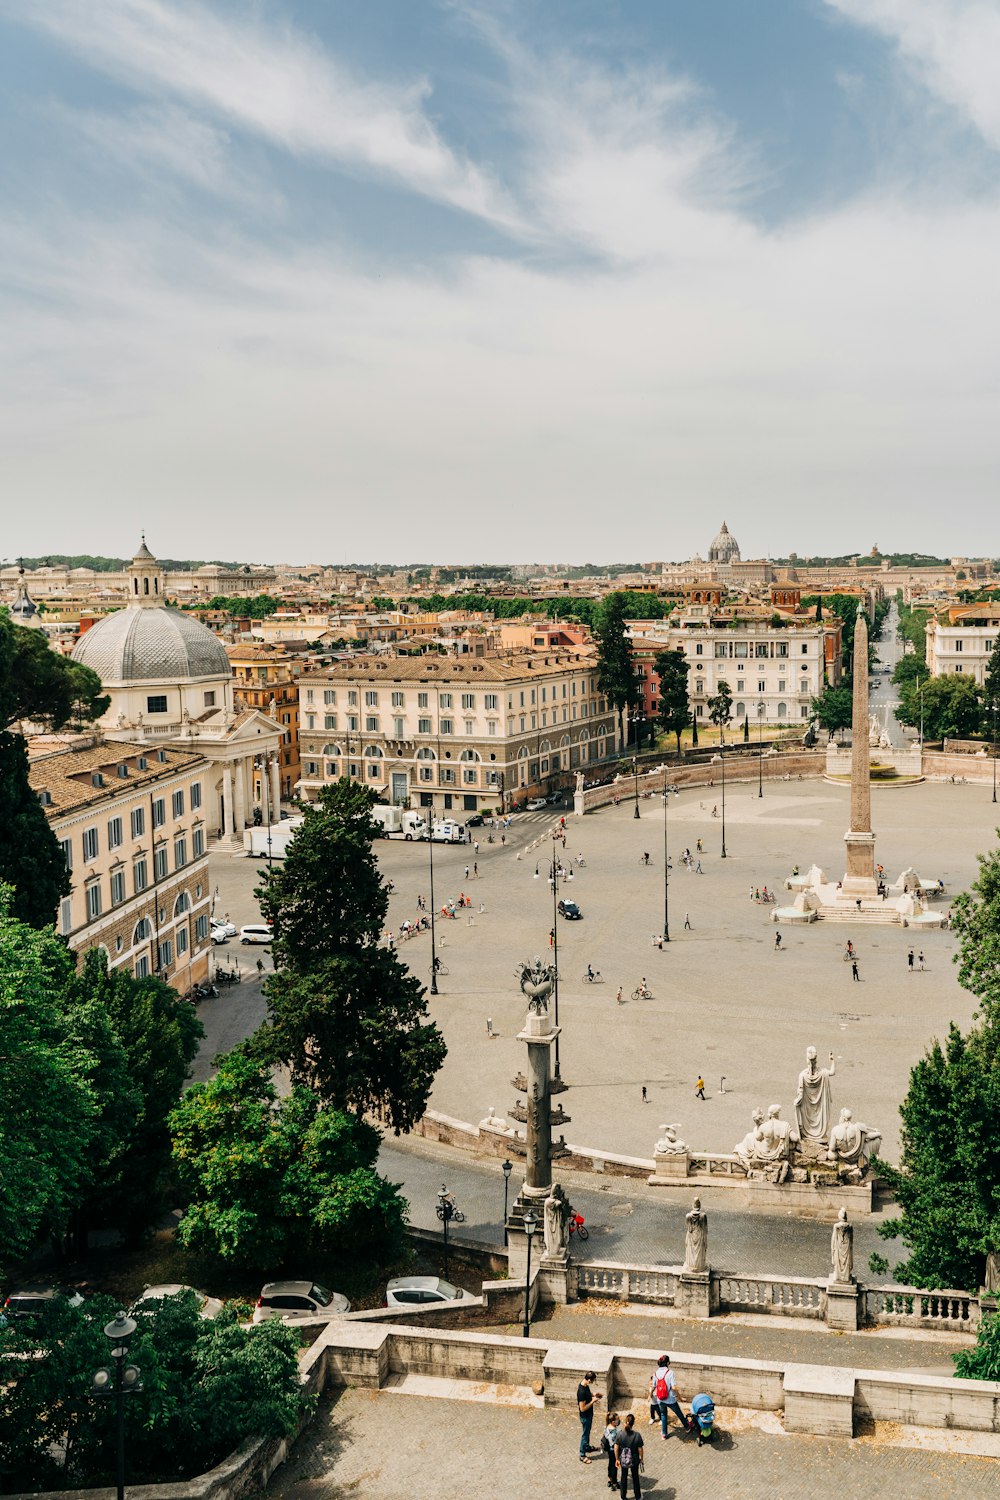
[538,1254,573,1306]
[843,830,877,896]
[676,1271,715,1319]
[648,1152,690,1185]
[825,1280,860,1331]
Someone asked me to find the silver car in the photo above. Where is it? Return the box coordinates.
[385,1276,477,1308]
[133,1284,225,1320]
[252,1280,350,1323]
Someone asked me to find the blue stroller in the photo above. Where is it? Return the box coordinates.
[690,1393,715,1446]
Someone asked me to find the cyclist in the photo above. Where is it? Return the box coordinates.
[586,963,595,983]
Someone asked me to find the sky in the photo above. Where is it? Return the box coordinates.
[1,0,999,566]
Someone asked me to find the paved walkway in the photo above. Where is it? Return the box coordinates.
[266,1385,998,1500]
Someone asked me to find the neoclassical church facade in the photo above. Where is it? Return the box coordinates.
[73,541,286,845]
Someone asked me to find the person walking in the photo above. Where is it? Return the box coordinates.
[464,865,469,881]
[473,862,479,878]
[577,1371,602,1463]
[641,1085,648,1104]
[684,911,692,930]
[851,958,860,982]
[601,1412,621,1489]
[907,948,915,973]
[695,1076,706,1100]
[614,1412,643,1497]
[918,950,925,971]
[774,930,783,951]
[649,1355,688,1438]
[616,986,624,1005]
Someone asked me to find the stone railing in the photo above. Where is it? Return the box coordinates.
[865,1284,980,1333]
[716,1272,825,1319]
[687,1153,745,1177]
[577,1260,680,1305]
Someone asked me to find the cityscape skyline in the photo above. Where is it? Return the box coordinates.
[1,1,999,561]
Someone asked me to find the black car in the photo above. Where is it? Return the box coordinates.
[557,899,582,920]
[465,813,485,827]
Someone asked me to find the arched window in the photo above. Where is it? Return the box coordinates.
[133,917,152,943]
[322,744,342,757]
[143,577,149,595]
[364,745,383,757]
[459,749,480,762]
[735,702,746,717]
[416,747,436,761]
[173,891,191,917]
[777,702,788,719]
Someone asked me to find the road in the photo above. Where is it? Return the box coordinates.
[871,597,906,747]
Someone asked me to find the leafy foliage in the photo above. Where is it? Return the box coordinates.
[200,593,281,617]
[810,685,853,737]
[595,592,640,743]
[254,779,445,1129]
[653,649,691,752]
[706,680,733,738]
[955,1313,1000,1381]
[0,1291,306,1491]
[171,1050,407,1267]
[895,673,983,740]
[895,601,930,665]
[0,610,108,731]
[949,840,1000,1023]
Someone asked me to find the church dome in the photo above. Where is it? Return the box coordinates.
[708,521,741,564]
[72,606,230,684]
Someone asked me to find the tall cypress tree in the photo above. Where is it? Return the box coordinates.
[595,592,640,747]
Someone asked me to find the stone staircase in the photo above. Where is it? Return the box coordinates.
[817,905,903,925]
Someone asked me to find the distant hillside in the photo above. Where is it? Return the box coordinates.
[772,552,952,568]
[9,555,249,572]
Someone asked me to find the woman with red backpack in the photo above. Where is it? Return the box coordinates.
[648,1354,689,1438]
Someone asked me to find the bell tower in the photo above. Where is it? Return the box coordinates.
[127,535,165,607]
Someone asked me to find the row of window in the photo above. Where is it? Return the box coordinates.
[304,684,602,710]
[78,830,205,921]
[69,784,202,867]
[690,702,810,719]
[145,693,215,715]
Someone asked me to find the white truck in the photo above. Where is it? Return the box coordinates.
[243,818,303,859]
[370,806,428,840]
[420,819,466,844]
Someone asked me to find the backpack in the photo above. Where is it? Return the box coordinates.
[655,1374,668,1401]
[620,1441,632,1469]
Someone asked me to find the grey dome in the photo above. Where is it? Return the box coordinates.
[72,606,230,683]
[708,521,741,564]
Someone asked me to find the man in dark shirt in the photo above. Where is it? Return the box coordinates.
[576,1370,601,1462]
[614,1412,644,1497]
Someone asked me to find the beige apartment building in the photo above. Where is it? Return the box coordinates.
[926,606,1000,687]
[29,737,213,992]
[297,652,618,814]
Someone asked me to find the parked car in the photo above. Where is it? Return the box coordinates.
[211,918,237,938]
[385,1276,476,1308]
[252,1281,351,1324]
[464,813,485,827]
[2,1285,85,1320]
[132,1284,225,1320]
[557,899,583,920]
[526,797,547,811]
[210,926,229,946]
[240,924,273,945]
[546,792,564,805]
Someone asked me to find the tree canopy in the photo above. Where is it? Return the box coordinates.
[896,673,983,740]
[199,593,281,617]
[653,649,691,752]
[171,1049,407,1267]
[706,680,733,738]
[254,779,445,1129]
[810,685,853,738]
[0,610,107,732]
[595,592,640,744]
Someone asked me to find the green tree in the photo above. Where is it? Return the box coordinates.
[653,649,690,753]
[255,780,445,1129]
[706,681,733,742]
[984,638,1000,711]
[171,1050,407,1267]
[595,592,640,745]
[201,593,281,617]
[896,674,982,740]
[954,1313,1000,1381]
[810,685,853,739]
[0,1291,306,1491]
[0,612,108,927]
[0,892,98,1265]
[949,839,1000,1022]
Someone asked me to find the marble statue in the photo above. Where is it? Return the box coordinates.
[827,1108,881,1180]
[543,1183,571,1259]
[758,1105,793,1162]
[684,1198,708,1274]
[794,1047,836,1142]
[984,1251,1000,1295]
[656,1124,687,1155]
[734,1109,765,1171]
[830,1207,854,1284]
[868,712,880,747]
[517,956,554,1011]
[268,695,278,719]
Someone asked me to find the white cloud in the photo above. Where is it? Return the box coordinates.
[826,0,1000,150]
[8,0,523,231]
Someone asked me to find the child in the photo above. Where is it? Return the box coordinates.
[601,1412,621,1489]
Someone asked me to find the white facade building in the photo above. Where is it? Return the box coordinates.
[926,608,1000,688]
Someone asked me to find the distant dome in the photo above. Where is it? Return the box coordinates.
[708,521,741,564]
[72,606,230,683]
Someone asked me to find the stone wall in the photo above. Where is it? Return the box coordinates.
[576,751,827,814]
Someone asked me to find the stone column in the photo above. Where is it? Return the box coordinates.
[270,754,282,820]
[843,609,877,896]
[507,995,561,1283]
[232,760,247,841]
[222,765,234,840]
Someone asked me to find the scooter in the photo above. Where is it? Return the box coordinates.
[689,1393,715,1446]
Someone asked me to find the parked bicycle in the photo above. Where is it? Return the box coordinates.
[429,961,450,977]
[568,1213,589,1241]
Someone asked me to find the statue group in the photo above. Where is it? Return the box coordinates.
[730,1046,880,1184]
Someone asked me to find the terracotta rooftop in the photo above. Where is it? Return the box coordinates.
[299,649,598,684]
[28,740,205,817]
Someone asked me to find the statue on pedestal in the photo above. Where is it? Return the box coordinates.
[830,1207,854,1284]
[826,1108,881,1181]
[684,1198,708,1273]
[543,1183,571,1260]
[794,1047,836,1143]
[734,1109,765,1171]
[655,1124,687,1156]
[517,955,554,1012]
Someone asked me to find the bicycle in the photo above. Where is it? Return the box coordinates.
[436,1201,466,1223]
[581,970,604,984]
[429,962,450,977]
[631,985,653,1001]
[568,1213,589,1241]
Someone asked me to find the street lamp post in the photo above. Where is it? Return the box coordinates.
[993,698,998,805]
[522,1208,538,1338]
[661,780,670,943]
[437,1186,454,1278]
[632,754,640,818]
[720,740,728,859]
[93,1312,142,1500]
[757,700,765,798]
[550,840,562,1079]
[918,676,926,748]
[428,823,439,995]
[502,1158,513,1245]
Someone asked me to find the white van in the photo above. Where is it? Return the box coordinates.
[239,924,273,945]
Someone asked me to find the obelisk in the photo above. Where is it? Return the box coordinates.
[842,608,877,897]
